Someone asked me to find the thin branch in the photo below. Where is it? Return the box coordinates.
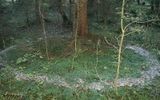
[38,0,49,60]
[104,37,118,50]
[95,39,102,82]
[124,30,140,37]
[124,19,160,31]
[74,0,79,53]
[114,0,126,94]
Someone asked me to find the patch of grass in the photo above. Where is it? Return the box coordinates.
[1,33,155,100]
[7,42,148,83]
[1,67,160,100]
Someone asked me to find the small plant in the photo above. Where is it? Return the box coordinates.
[16,57,28,65]
[16,52,43,65]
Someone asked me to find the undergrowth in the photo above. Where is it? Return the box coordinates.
[0,67,160,100]
[4,38,148,83]
[0,28,159,100]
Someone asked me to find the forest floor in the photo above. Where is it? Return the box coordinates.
[0,24,160,99]
[14,45,160,89]
[1,44,160,91]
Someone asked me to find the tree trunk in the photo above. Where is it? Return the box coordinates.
[58,0,72,26]
[74,0,88,36]
[35,0,41,24]
[151,0,160,16]
[60,0,71,26]
[137,0,140,5]
[93,0,101,22]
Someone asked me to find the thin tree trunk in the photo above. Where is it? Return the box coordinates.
[114,0,126,94]
[38,0,49,60]
[137,0,140,5]
[58,0,72,26]
[25,5,30,26]
[94,0,100,22]
[35,0,41,24]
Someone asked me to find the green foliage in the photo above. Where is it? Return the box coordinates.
[0,0,160,99]
[6,42,147,83]
[34,37,70,57]
[126,26,160,49]
[16,52,43,65]
[0,66,16,93]
[16,57,28,65]
[1,68,160,100]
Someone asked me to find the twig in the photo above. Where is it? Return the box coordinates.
[104,37,118,50]
[124,19,160,31]
[38,0,49,60]
[124,30,140,37]
[95,39,102,82]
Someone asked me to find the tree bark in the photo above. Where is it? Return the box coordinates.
[74,0,88,36]
[35,0,41,24]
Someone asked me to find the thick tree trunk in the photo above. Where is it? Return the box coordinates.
[151,0,160,16]
[74,0,88,36]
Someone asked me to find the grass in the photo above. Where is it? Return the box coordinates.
[0,67,160,100]
[0,1,160,99]
[0,30,159,100]
[3,37,148,83]
[1,21,159,99]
